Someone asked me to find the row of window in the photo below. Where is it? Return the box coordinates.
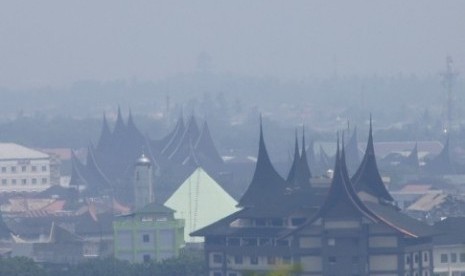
[406,252,429,265]
[212,254,291,266]
[440,252,465,263]
[1,178,48,185]
[1,165,47,173]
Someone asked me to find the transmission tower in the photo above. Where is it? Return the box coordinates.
[440,56,458,132]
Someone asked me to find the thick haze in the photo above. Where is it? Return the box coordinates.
[1,0,464,88]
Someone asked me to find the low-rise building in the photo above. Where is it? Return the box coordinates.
[0,143,52,193]
[113,202,185,263]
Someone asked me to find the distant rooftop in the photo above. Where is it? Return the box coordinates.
[0,143,49,160]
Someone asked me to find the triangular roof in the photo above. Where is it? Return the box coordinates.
[424,136,454,174]
[69,150,89,189]
[49,222,83,243]
[317,137,378,219]
[126,109,145,146]
[345,127,361,175]
[351,118,394,202]
[158,115,185,149]
[161,116,186,157]
[96,113,113,153]
[238,119,286,207]
[295,129,312,185]
[168,115,200,162]
[194,121,224,165]
[134,202,175,215]
[286,130,300,183]
[164,167,240,242]
[112,106,127,140]
[84,146,113,193]
[402,143,420,171]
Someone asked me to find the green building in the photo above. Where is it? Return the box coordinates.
[113,202,185,263]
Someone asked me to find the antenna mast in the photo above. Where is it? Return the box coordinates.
[441,56,458,132]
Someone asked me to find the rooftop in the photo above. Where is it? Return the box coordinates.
[0,143,49,160]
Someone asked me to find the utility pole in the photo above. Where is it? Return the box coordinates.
[440,56,458,132]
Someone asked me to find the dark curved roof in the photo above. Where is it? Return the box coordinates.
[195,121,224,165]
[169,116,200,162]
[238,120,286,208]
[402,143,420,171]
[317,139,378,220]
[424,136,455,175]
[351,119,394,202]
[96,113,112,153]
[345,127,361,175]
[286,131,300,183]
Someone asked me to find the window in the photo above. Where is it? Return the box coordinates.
[250,256,258,265]
[406,255,411,264]
[21,166,26,172]
[213,272,222,276]
[42,178,47,184]
[271,219,283,227]
[267,256,276,265]
[228,273,237,276]
[352,256,359,264]
[42,165,47,172]
[460,253,465,262]
[143,254,150,263]
[11,166,16,173]
[234,255,243,264]
[423,252,429,262]
[32,178,37,185]
[142,234,150,243]
[1,179,6,185]
[1,167,6,173]
[12,179,16,185]
[328,238,336,246]
[291,218,306,226]
[31,166,37,172]
[414,253,419,263]
[213,254,223,264]
[259,238,271,246]
[21,179,27,185]
[441,253,448,263]
[328,256,337,265]
[451,253,457,263]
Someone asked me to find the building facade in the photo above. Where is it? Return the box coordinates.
[0,143,51,193]
[113,203,185,263]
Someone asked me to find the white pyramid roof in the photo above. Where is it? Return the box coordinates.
[164,167,240,242]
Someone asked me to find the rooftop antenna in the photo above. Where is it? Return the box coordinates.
[440,56,459,133]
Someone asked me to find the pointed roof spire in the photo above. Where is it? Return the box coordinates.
[113,105,126,138]
[403,142,420,171]
[351,116,394,202]
[194,120,224,164]
[161,115,186,156]
[345,126,361,175]
[96,112,113,152]
[238,118,285,207]
[286,129,300,182]
[424,135,454,174]
[316,134,379,220]
[293,126,312,186]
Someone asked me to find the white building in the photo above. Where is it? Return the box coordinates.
[0,143,51,193]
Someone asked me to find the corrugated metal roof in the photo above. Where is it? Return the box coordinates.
[0,143,49,159]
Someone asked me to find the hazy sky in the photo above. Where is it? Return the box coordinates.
[1,0,464,88]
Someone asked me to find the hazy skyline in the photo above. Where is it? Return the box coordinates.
[1,0,464,89]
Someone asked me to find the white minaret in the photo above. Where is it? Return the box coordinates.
[133,154,153,210]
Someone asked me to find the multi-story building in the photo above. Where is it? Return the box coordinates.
[193,121,435,276]
[113,202,185,263]
[0,143,51,193]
